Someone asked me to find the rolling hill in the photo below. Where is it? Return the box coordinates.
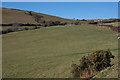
[2,7,119,78]
[2,8,76,24]
[2,24,118,78]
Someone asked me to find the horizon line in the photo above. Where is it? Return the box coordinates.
[1,7,118,20]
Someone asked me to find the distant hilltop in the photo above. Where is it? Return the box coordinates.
[2,7,76,24]
[2,7,120,26]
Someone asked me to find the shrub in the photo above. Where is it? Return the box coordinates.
[0,30,2,34]
[54,21,61,25]
[2,29,8,34]
[46,21,55,26]
[22,27,29,30]
[2,28,15,34]
[32,14,43,23]
[89,22,98,24]
[7,28,14,32]
[32,26,40,29]
[61,22,67,25]
[25,11,32,15]
[71,49,114,78]
[34,26,38,29]
[74,22,81,25]
[81,19,87,21]
[12,23,20,31]
[92,49,114,71]
[43,24,48,27]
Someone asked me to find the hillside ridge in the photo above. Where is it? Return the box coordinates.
[2,7,76,24]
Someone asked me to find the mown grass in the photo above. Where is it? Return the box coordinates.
[2,24,118,78]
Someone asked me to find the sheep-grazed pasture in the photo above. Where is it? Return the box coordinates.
[2,24,118,78]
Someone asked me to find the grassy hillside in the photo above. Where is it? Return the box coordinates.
[2,8,76,24]
[2,24,118,78]
[2,8,37,24]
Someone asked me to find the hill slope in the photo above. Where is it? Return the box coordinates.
[2,8,76,24]
[3,24,118,78]
[2,8,37,24]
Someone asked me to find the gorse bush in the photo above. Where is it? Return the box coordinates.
[71,49,114,78]
[92,49,114,71]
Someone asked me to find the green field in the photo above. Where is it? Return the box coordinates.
[2,24,118,78]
